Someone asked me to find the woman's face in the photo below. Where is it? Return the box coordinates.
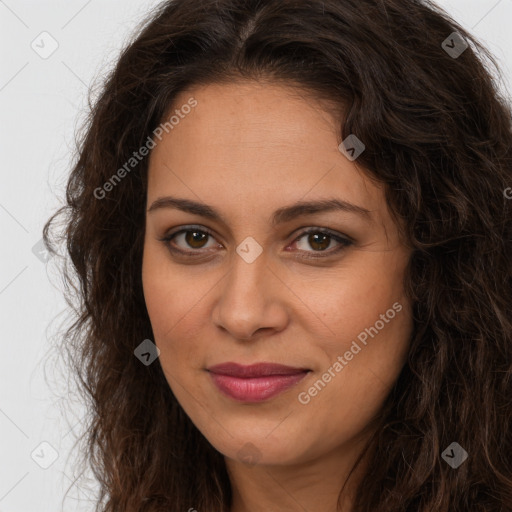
[142,80,413,467]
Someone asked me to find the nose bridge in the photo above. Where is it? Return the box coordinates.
[213,244,285,339]
[223,245,270,309]
[225,232,269,292]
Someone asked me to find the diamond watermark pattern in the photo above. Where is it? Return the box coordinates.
[30,31,59,59]
[441,32,468,59]
[441,442,468,469]
[30,441,59,469]
[31,238,53,263]
[236,236,263,264]
[237,442,262,467]
[134,339,160,366]
[338,134,365,161]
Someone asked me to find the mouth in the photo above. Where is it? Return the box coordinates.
[206,362,311,402]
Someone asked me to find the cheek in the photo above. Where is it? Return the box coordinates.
[142,243,207,337]
[296,249,408,344]
[294,296,412,454]
[297,248,412,411]
[141,244,217,381]
[142,250,185,360]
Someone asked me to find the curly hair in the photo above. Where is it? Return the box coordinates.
[43,0,512,510]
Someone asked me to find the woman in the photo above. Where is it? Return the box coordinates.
[43,0,512,510]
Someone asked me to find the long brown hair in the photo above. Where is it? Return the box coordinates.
[43,0,512,510]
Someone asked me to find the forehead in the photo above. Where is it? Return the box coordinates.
[168,80,341,149]
[146,81,387,225]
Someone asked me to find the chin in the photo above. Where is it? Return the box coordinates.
[205,427,308,467]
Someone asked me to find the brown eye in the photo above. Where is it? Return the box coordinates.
[160,227,220,255]
[184,230,209,249]
[293,229,352,256]
[305,232,331,251]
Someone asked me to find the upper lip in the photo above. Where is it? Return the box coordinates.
[207,362,310,378]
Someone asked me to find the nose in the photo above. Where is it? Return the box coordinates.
[211,249,289,340]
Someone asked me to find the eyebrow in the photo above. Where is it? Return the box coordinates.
[147,196,373,225]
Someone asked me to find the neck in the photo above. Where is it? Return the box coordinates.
[226,432,374,512]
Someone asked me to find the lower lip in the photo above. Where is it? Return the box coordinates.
[208,371,309,402]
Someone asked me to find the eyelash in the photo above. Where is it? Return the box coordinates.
[158,225,353,260]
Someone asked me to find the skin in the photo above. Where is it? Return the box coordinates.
[142,80,414,512]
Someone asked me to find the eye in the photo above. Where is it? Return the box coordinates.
[159,226,220,256]
[289,228,353,259]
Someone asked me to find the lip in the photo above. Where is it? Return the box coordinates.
[207,362,310,402]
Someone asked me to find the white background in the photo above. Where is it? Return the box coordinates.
[1,1,511,510]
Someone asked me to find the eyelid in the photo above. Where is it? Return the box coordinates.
[289,225,355,244]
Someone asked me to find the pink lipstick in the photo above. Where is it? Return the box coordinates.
[207,362,310,402]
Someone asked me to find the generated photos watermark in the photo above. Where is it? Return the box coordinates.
[297,301,403,405]
[93,97,197,200]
